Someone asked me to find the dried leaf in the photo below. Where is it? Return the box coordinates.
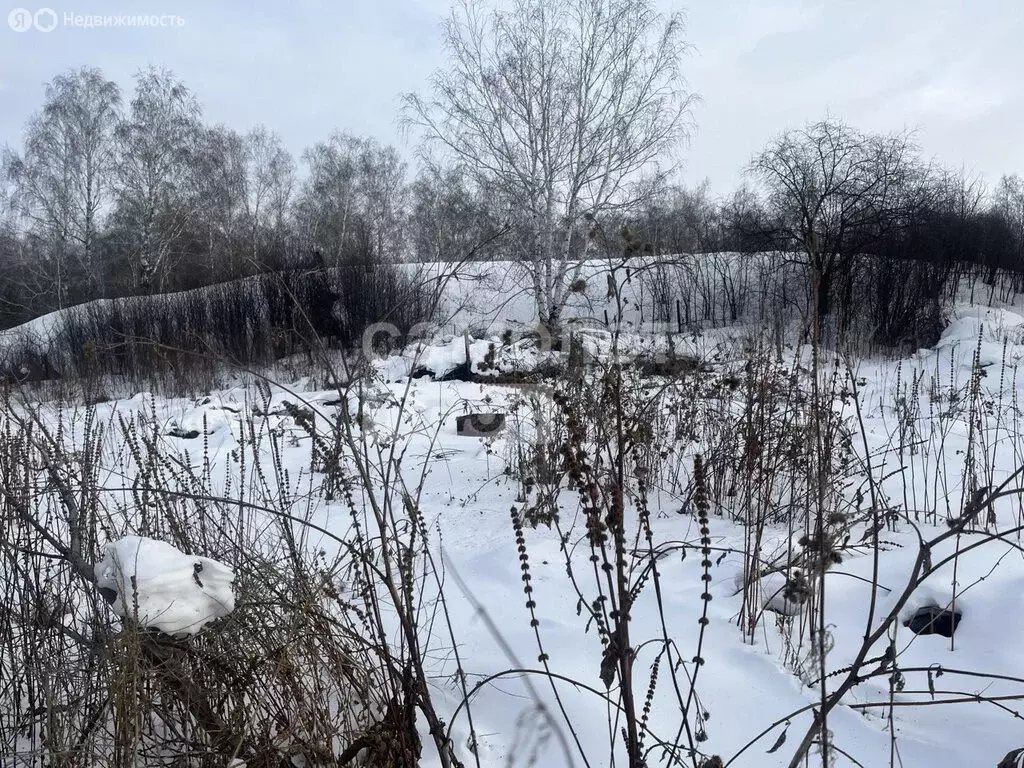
[600,639,619,688]
[767,723,789,754]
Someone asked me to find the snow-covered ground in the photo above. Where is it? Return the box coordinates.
[5,276,1024,766]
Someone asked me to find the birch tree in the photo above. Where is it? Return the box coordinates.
[409,163,498,262]
[112,66,201,292]
[3,66,120,304]
[244,126,295,264]
[357,141,408,263]
[191,125,249,279]
[296,134,406,266]
[993,174,1024,253]
[403,0,694,332]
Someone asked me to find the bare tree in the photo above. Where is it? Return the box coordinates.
[296,133,406,267]
[993,173,1024,252]
[721,185,772,254]
[191,125,249,279]
[638,180,724,255]
[0,188,29,325]
[403,0,695,333]
[244,125,295,265]
[357,141,408,263]
[296,133,358,265]
[112,66,202,292]
[409,163,500,262]
[751,119,922,334]
[3,67,120,304]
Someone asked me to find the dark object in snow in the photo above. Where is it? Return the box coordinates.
[635,354,705,378]
[166,428,201,439]
[411,361,474,382]
[456,413,506,437]
[998,747,1024,767]
[440,360,473,381]
[904,605,961,638]
[2,355,60,384]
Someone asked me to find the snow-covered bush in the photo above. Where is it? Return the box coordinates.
[94,536,235,637]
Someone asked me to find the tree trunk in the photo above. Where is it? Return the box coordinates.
[814,268,832,332]
[546,303,563,351]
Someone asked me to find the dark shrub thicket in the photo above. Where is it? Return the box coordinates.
[846,256,950,350]
[844,205,1024,349]
[628,250,1020,354]
[0,264,434,383]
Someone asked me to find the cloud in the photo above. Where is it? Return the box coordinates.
[682,0,1023,190]
[0,0,1021,192]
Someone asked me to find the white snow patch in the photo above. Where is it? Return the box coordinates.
[734,568,806,617]
[941,306,1024,342]
[94,536,235,637]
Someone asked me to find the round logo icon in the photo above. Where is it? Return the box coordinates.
[8,8,34,31]
[34,8,57,32]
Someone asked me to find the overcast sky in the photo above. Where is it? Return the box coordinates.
[1,0,1021,193]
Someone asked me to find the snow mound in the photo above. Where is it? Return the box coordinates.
[733,568,806,616]
[95,536,236,637]
[164,403,235,437]
[937,306,1024,348]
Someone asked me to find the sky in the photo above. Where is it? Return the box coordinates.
[1,0,1022,194]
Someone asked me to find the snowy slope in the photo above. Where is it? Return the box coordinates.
[6,288,1024,765]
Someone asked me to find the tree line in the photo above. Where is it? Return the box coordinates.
[2,0,1023,349]
[635,121,1024,344]
[0,65,501,330]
